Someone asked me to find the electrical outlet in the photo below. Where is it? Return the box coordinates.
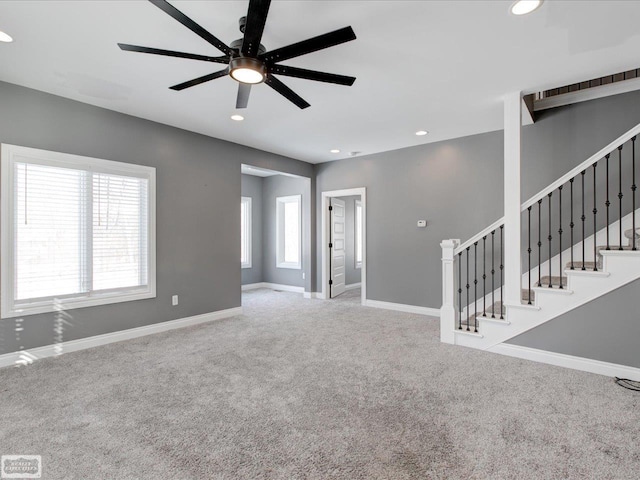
[172,295,179,306]
[302,272,306,280]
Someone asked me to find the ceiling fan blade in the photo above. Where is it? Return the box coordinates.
[236,83,252,109]
[118,44,229,64]
[169,68,229,91]
[264,74,310,109]
[242,0,271,57]
[262,26,356,63]
[268,65,355,86]
[149,0,233,56]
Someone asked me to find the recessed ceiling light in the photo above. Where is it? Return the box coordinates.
[231,114,244,121]
[0,30,13,43]
[415,130,428,136]
[330,149,340,154]
[510,0,543,16]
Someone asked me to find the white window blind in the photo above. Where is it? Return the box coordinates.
[276,195,301,269]
[241,197,251,268]
[355,200,363,268]
[93,173,148,291]
[14,162,86,300]
[1,144,156,318]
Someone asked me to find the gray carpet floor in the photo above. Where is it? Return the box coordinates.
[1,288,639,479]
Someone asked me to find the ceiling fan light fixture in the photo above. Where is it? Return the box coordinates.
[510,0,543,16]
[230,57,266,84]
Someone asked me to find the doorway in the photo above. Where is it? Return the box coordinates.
[321,188,366,305]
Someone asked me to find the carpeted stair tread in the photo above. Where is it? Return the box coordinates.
[566,261,602,270]
[539,275,567,287]
[596,245,637,254]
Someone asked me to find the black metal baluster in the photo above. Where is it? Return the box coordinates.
[538,199,542,286]
[482,236,487,316]
[458,252,462,330]
[491,230,495,319]
[548,192,553,287]
[527,206,532,304]
[466,247,470,331]
[618,145,624,250]
[570,178,575,269]
[474,242,478,333]
[500,225,504,319]
[558,185,563,288]
[581,170,586,270]
[593,162,598,271]
[606,154,611,250]
[633,137,637,251]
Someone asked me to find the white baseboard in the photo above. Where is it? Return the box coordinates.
[364,299,440,317]
[242,282,305,293]
[0,307,243,369]
[488,343,640,381]
[303,292,320,299]
[345,282,362,291]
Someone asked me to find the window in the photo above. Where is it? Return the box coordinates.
[355,199,363,269]
[1,144,156,318]
[241,197,252,268]
[276,195,301,269]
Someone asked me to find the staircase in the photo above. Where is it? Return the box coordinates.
[440,123,640,360]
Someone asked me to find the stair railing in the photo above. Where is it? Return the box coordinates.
[520,124,640,304]
[441,122,640,343]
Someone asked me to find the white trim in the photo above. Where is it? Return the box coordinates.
[354,199,363,269]
[241,196,252,269]
[364,299,440,317]
[0,307,242,369]
[488,343,640,382]
[241,282,305,293]
[303,292,319,299]
[534,77,640,113]
[1,143,157,319]
[276,194,302,269]
[345,282,362,291]
[321,188,367,306]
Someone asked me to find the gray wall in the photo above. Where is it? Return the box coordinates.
[315,89,640,308]
[241,174,263,285]
[0,81,311,355]
[262,174,310,288]
[507,278,640,368]
[336,195,361,286]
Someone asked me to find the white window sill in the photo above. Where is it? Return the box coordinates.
[2,288,156,319]
[277,262,301,270]
[241,264,252,269]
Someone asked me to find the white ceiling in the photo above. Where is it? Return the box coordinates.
[1,1,639,164]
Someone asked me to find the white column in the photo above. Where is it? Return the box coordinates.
[440,239,459,344]
[503,91,522,306]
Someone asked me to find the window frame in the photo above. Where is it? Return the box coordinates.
[241,196,252,269]
[276,194,302,270]
[1,144,156,319]
[355,199,363,269]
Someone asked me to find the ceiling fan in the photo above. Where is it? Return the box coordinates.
[118,0,357,110]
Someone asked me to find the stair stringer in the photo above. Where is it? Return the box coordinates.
[453,251,640,350]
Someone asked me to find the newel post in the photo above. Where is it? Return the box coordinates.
[503,91,522,306]
[440,239,459,344]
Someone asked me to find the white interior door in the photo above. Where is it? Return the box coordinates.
[330,198,346,298]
